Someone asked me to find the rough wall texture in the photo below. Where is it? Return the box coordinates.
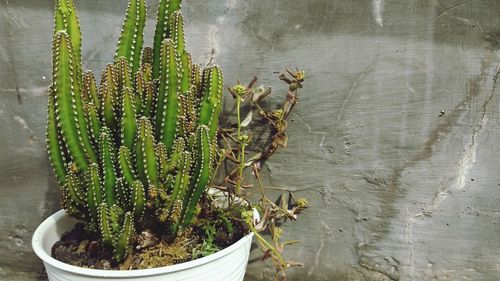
[1,0,500,280]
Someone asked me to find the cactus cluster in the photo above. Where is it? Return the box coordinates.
[47,0,223,261]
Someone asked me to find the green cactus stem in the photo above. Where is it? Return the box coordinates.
[142,80,156,119]
[114,57,134,95]
[65,171,85,206]
[98,203,114,246]
[115,0,147,75]
[87,163,103,223]
[170,12,189,94]
[52,31,96,171]
[134,69,146,115]
[131,180,146,221]
[165,149,191,221]
[85,102,101,144]
[63,170,87,219]
[156,38,180,150]
[46,88,66,184]
[113,212,134,261]
[54,0,82,78]
[118,146,136,187]
[99,127,117,206]
[135,117,158,187]
[152,0,181,79]
[142,47,153,65]
[120,88,138,151]
[115,178,130,210]
[198,65,224,139]
[181,125,213,226]
[82,71,99,105]
[99,64,118,131]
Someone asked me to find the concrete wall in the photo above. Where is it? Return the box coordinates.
[1,0,500,280]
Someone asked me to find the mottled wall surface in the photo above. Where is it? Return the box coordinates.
[1,0,500,280]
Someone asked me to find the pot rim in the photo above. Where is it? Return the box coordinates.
[32,209,254,278]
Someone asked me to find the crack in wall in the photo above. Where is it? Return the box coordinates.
[306,234,325,277]
[291,112,327,152]
[336,59,379,123]
[417,62,500,216]
[404,208,415,279]
[433,1,466,21]
[359,255,399,281]
[453,64,500,191]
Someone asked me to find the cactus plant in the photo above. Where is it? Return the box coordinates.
[47,0,223,261]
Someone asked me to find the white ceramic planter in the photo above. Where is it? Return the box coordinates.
[32,210,254,281]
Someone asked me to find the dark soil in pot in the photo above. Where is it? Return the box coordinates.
[52,216,247,270]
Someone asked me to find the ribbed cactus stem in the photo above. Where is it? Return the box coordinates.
[134,69,146,115]
[157,39,181,150]
[115,0,147,75]
[143,80,156,119]
[115,57,134,95]
[120,88,137,150]
[87,163,103,223]
[155,142,169,179]
[170,11,190,94]
[98,203,114,245]
[82,71,99,105]
[198,65,224,139]
[118,146,136,187]
[181,125,213,226]
[100,127,117,205]
[142,47,153,66]
[131,180,146,221]
[53,31,93,170]
[152,0,182,79]
[100,64,118,131]
[54,0,82,78]
[190,62,201,92]
[65,171,85,206]
[46,88,66,184]
[135,117,158,187]
[86,102,101,144]
[113,212,134,261]
[166,150,191,220]
[115,178,130,209]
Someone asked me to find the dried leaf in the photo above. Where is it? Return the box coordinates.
[261,249,272,261]
[252,85,272,103]
[241,111,252,127]
[224,151,240,163]
[248,76,258,88]
[253,208,261,225]
[273,132,288,147]
[257,87,272,102]
[248,152,263,162]
[255,219,267,231]
[286,260,304,267]
[227,86,237,99]
[242,182,254,189]
[275,119,287,132]
[276,192,288,211]
[119,253,133,270]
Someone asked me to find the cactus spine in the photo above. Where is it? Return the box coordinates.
[48,0,223,261]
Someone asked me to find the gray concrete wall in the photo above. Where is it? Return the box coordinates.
[1,0,500,280]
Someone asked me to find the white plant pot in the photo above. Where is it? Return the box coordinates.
[32,210,254,281]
